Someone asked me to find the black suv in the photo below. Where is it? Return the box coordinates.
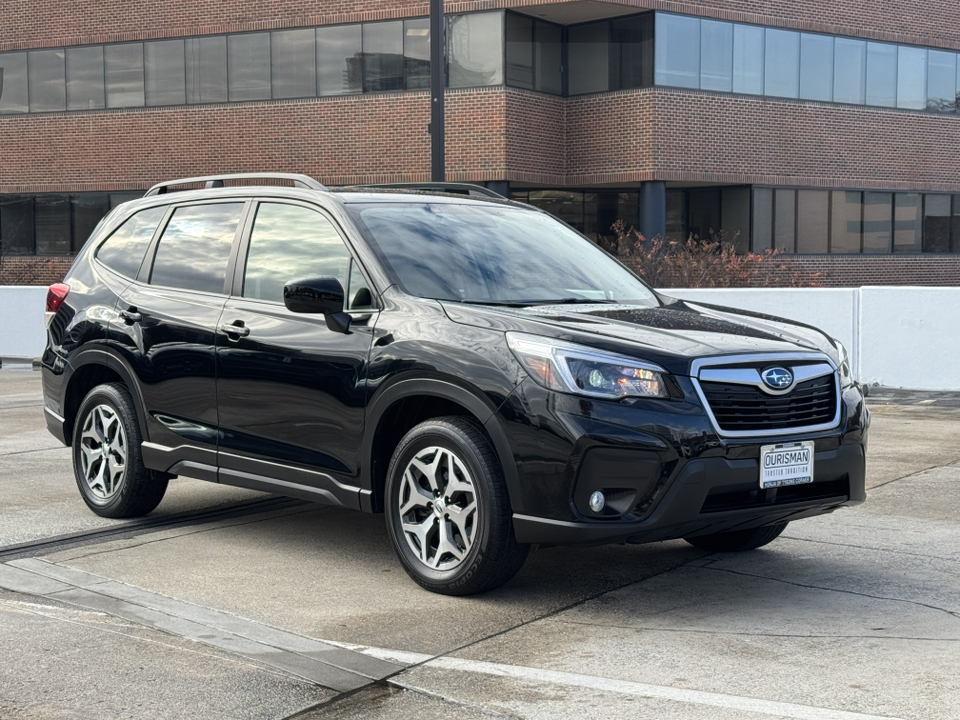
[41,173,868,595]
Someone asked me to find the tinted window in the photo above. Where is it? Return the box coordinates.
[403,19,431,91]
[752,188,773,251]
[897,46,926,110]
[72,194,111,252]
[833,38,866,104]
[700,20,732,92]
[534,21,562,94]
[363,21,403,92]
[568,22,609,95]
[862,192,892,252]
[317,25,362,96]
[228,33,271,101]
[922,194,951,252]
[866,42,897,107]
[611,15,652,90]
[186,36,228,104]
[348,203,659,306]
[145,40,186,106]
[655,14,700,89]
[104,43,145,108]
[774,188,796,251]
[893,193,921,252]
[34,196,71,254]
[927,50,957,112]
[505,13,534,89]
[0,196,35,253]
[242,203,351,303]
[150,203,243,293]
[348,261,374,310]
[799,34,833,101]
[764,29,800,98]
[96,206,168,279]
[66,46,106,110]
[796,190,829,253]
[272,28,317,99]
[0,53,28,113]
[28,50,66,112]
[447,12,503,88]
[830,191,862,253]
[732,24,763,95]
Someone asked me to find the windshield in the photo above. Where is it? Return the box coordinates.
[346,202,659,307]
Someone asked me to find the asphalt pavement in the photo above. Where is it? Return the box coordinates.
[1,366,958,720]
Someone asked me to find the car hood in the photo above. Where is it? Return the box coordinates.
[441,295,838,376]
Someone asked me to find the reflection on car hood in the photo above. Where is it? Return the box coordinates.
[442,297,837,376]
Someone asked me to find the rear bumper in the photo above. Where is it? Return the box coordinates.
[513,442,865,546]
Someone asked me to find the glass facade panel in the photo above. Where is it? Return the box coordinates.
[34,196,72,255]
[830,190,862,253]
[362,21,404,92]
[0,197,35,254]
[953,196,960,253]
[897,45,927,109]
[922,194,951,252]
[145,40,186,106]
[316,25,362,96]
[796,190,829,253]
[28,49,66,112]
[721,187,750,252]
[569,22,609,95]
[774,188,796,251]
[866,42,897,107]
[927,50,957,112]
[526,191,583,231]
[403,19,431,90]
[186,36,228,104]
[655,13,700,89]
[66,46,105,110]
[0,53,28,114]
[665,189,687,241]
[448,12,503,88]
[752,188,773,251]
[104,43,145,108]
[228,33,271,101]
[732,24,764,95]
[833,38,866,104]
[700,20,733,92]
[271,29,317,99]
[799,34,833,101]
[764,29,800,98]
[688,189,720,239]
[862,192,892,252]
[534,21,562,95]
[611,15,652,90]
[72,194,111,252]
[893,193,922,252]
[150,203,244,294]
[505,13,534,89]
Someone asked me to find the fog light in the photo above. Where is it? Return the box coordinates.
[588,491,605,513]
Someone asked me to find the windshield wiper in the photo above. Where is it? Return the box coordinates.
[459,298,614,307]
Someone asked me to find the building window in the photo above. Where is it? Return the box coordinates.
[655,13,700,89]
[271,29,317,100]
[66,46,106,110]
[448,12,504,88]
[186,37,228,104]
[104,43,145,108]
[28,49,66,113]
[145,40,187,106]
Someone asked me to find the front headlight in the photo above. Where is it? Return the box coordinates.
[834,339,853,387]
[506,332,668,399]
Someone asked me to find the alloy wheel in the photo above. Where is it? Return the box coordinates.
[398,445,478,570]
[78,404,127,503]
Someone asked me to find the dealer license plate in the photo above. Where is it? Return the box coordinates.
[759,441,815,489]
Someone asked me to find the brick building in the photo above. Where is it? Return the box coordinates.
[1,0,958,286]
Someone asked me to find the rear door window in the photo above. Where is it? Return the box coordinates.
[149,203,244,294]
[95,205,168,279]
[242,202,352,303]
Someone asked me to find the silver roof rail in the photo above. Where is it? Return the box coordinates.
[353,182,506,199]
[144,173,328,196]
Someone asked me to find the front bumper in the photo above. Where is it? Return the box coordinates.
[499,377,869,546]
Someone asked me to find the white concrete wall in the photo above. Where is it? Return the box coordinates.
[0,287,47,360]
[1,285,958,390]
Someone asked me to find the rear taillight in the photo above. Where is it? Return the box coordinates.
[45,283,70,327]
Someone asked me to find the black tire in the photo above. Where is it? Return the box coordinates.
[72,383,168,518]
[684,522,788,552]
[385,416,529,596]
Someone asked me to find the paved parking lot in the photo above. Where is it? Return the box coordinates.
[1,367,959,719]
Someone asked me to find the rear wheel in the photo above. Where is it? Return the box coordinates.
[72,383,168,518]
[684,522,788,552]
[385,416,529,595]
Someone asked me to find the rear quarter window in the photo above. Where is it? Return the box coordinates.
[95,205,168,279]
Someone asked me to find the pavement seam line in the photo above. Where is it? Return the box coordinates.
[866,458,960,491]
[781,533,960,564]
[702,565,960,621]
[390,680,526,720]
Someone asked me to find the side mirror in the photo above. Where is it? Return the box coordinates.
[283,276,352,333]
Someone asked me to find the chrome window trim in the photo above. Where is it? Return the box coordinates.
[690,352,842,438]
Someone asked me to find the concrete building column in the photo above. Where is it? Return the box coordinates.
[486,180,510,198]
[639,181,666,239]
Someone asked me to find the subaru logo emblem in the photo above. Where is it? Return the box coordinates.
[761,367,793,390]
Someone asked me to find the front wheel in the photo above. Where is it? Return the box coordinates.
[684,522,788,552]
[72,383,169,518]
[385,417,529,595]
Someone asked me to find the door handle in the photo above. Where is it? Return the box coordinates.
[219,321,250,338]
[119,308,142,324]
